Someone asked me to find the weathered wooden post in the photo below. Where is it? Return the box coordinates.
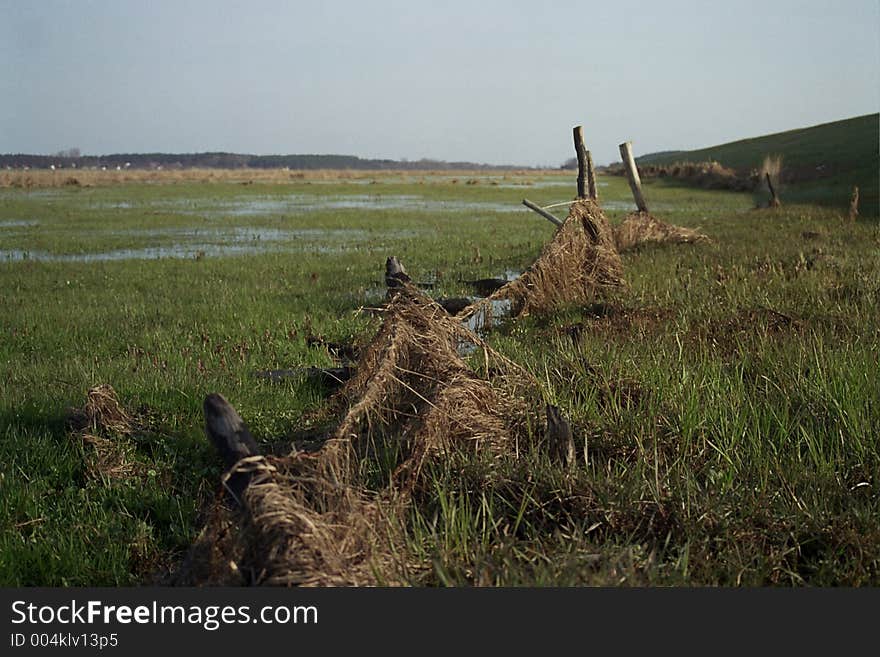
[545,404,576,471]
[619,141,649,213]
[573,126,599,201]
[766,173,781,208]
[849,186,859,221]
[573,126,588,199]
[204,393,260,503]
[586,149,598,201]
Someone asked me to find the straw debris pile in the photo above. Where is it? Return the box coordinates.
[461,199,625,327]
[186,285,546,586]
[65,384,143,482]
[613,211,710,253]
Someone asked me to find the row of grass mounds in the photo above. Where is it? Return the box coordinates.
[459,198,626,330]
[65,384,142,483]
[177,198,630,585]
[175,196,722,585]
[179,284,551,585]
[66,196,711,585]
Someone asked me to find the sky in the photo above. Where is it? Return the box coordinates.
[1,0,878,166]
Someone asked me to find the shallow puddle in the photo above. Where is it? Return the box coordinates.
[0,244,284,262]
[0,220,38,228]
[92,194,524,217]
[0,224,427,263]
[462,298,514,343]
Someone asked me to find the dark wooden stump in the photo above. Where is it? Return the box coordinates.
[204,393,260,502]
[545,404,576,470]
[385,255,412,289]
[766,173,781,208]
[849,186,859,221]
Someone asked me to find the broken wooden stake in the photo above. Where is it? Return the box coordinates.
[849,185,859,221]
[203,393,260,502]
[619,141,649,212]
[385,256,411,289]
[522,198,563,227]
[766,172,781,208]
[572,126,598,201]
[586,149,598,201]
[573,126,588,199]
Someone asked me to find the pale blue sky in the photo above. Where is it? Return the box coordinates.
[2,0,878,165]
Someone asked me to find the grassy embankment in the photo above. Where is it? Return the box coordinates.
[637,113,879,217]
[1,172,878,585]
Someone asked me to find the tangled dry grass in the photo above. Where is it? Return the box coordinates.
[183,286,548,586]
[66,384,133,435]
[605,160,753,192]
[461,199,626,327]
[613,212,710,253]
[65,384,141,482]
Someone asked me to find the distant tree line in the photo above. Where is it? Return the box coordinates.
[0,151,530,171]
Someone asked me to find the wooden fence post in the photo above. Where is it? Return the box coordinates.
[619,141,649,213]
[573,126,588,199]
[849,186,859,221]
[766,173,781,208]
[586,149,598,201]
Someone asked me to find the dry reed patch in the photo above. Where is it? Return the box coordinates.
[461,199,626,324]
[613,212,710,253]
[228,455,406,586]
[606,160,753,192]
[65,384,145,483]
[65,384,133,435]
[186,286,549,586]
[760,155,783,186]
[330,286,538,481]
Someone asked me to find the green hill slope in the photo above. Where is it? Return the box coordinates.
[637,114,879,217]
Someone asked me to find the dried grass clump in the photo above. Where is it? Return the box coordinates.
[462,199,626,324]
[65,384,142,482]
[331,286,535,479]
[188,286,544,586]
[613,212,710,253]
[66,384,133,435]
[232,455,404,586]
[634,160,751,191]
[76,432,142,482]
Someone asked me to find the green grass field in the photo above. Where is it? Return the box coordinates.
[637,113,880,217]
[1,173,878,585]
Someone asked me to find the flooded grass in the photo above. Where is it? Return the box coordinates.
[92,194,524,216]
[0,226,428,262]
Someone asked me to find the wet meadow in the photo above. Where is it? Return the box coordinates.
[1,171,878,585]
